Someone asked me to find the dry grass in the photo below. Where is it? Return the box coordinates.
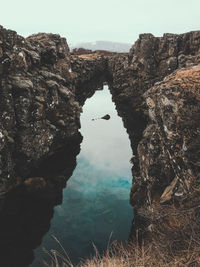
[43,203,200,267]
[43,240,200,267]
[78,54,101,60]
[155,64,200,97]
[43,234,200,266]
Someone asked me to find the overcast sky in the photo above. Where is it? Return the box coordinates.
[1,0,200,45]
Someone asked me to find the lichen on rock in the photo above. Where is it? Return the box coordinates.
[0,25,200,246]
[0,26,82,195]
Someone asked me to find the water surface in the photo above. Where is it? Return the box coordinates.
[32,86,133,265]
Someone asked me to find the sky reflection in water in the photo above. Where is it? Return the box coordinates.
[80,86,132,177]
[32,86,133,266]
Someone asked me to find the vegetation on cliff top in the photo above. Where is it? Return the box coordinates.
[45,239,200,267]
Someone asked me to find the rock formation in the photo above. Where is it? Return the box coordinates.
[0,25,85,196]
[71,53,108,105]
[108,32,200,240]
[0,25,200,259]
[132,65,200,207]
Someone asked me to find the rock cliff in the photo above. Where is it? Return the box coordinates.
[0,25,200,246]
[0,25,84,196]
[108,32,200,152]
[0,26,109,198]
[108,32,200,240]
[0,26,110,266]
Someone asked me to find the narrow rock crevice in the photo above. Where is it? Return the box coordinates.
[0,25,200,244]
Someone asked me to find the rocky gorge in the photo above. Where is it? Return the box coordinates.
[0,25,200,265]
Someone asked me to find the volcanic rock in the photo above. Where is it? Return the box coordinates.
[0,25,200,245]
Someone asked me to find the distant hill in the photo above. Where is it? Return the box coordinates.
[70,41,132,53]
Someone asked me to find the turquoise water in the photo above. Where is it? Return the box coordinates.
[31,86,133,265]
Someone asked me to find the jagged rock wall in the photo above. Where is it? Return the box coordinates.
[70,32,200,238]
[0,26,83,195]
[107,32,200,238]
[0,25,200,244]
[0,26,112,267]
[137,65,200,205]
[71,54,109,105]
[0,26,111,197]
[130,64,200,237]
[108,32,200,153]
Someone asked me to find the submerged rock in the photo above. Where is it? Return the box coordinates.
[101,114,110,120]
[92,114,111,121]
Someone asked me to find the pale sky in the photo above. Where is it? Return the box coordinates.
[1,0,200,45]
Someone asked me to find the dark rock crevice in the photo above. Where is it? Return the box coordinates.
[0,187,62,267]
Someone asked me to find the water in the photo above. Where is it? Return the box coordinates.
[31,86,133,266]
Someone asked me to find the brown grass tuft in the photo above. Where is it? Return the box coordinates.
[43,203,200,267]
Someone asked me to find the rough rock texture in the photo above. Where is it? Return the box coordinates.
[0,25,83,196]
[0,25,200,248]
[107,32,200,239]
[0,26,109,266]
[71,54,109,105]
[130,65,200,241]
[108,32,200,153]
[132,65,200,207]
[69,32,200,241]
[0,25,112,198]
